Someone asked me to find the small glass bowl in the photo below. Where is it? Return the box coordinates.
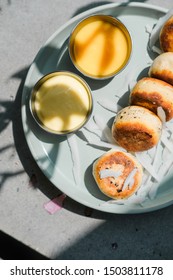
[69,14,132,80]
[30,71,93,135]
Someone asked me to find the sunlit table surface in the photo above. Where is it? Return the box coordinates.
[1,0,173,260]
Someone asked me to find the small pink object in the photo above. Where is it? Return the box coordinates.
[44,194,66,214]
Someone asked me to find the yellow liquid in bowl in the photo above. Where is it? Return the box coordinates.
[73,19,129,77]
[34,74,91,133]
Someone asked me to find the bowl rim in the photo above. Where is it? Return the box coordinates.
[68,14,132,80]
[29,71,93,135]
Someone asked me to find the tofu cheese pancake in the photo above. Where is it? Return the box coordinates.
[149,52,173,86]
[160,16,173,52]
[93,150,143,200]
[130,77,173,121]
[112,106,162,152]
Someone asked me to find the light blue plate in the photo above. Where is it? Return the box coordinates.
[22,2,173,214]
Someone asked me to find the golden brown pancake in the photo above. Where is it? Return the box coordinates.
[112,106,162,152]
[160,16,173,52]
[93,149,143,200]
[149,52,173,86]
[129,77,173,121]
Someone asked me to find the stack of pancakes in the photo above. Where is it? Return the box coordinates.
[93,15,173,199]
[112,15,173,153]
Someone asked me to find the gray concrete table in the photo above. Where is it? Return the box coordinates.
[1,0,173,260]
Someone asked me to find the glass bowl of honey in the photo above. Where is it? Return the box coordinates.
[30,71,93,135]
[69,14,132,80]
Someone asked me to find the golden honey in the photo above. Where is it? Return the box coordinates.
[69,15,132,79]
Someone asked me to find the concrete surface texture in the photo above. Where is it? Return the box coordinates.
[1,0,173,260]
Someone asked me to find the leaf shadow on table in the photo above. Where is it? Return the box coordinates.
[0,75,26,190]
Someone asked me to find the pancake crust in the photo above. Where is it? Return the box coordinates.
[112,106,162,152]
[93,149,143,200]
[130,77,173,121]
[160,16,173,52]
[149,52,173,86]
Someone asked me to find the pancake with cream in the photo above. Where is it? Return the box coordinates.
[93,149,143,200]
